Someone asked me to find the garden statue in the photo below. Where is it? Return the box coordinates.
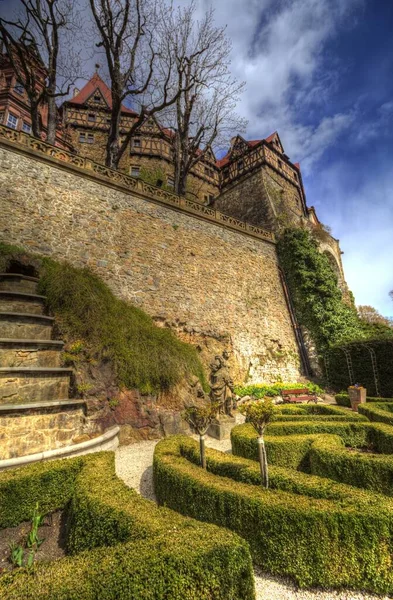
[209,351,235,417]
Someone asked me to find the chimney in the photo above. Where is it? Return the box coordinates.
[73,87,80,98]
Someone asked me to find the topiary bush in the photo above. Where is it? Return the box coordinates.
[359,403,393,426]
[0,453,255,600]
[154,435,393,593]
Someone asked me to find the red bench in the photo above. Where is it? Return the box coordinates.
[281,388,318,404]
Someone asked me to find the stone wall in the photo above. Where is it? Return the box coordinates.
[0,142,302,384]
[215,164,305,232]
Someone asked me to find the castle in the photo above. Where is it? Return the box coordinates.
[0,58,348,381]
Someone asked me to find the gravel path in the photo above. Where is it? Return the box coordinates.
[115,434,392,600]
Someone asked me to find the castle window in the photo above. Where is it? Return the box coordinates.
[130,165,140,177]
[167,176,174,187]
[88,113,96,122]
[7,113,18,129]
[278,159,283,169]
[106,117,111,124]
[79,132,86,143]
[87,133,94,144]
[133,137,141,148]
[294,172,298,181]
[223,168,229,179]
[94,95,101,102]
[0,112,4,124]
[238,160,244,170]
[22,122,31,133]
[14,83,24,95]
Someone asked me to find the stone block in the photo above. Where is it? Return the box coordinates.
[0,370,71,403]
[208,415,236,440]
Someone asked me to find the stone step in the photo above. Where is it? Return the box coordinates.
[0,367,72,404]
[0,402,87,461]
[0,312,54,340]
[0,339,64,368]
[0,273,39,294]
[0,291,47,315]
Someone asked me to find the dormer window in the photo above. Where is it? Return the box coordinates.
[94,95,101,102]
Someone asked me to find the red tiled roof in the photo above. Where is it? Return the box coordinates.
[216,133,276,169]
[67,73,137,115]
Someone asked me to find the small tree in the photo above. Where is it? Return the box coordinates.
[239,398,274,488]
[183,404,216,469]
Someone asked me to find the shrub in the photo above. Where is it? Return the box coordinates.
[154,435,393,593]
[0,453,255,600]
[336,393,393,407]
[235,381,323,399]
[326,339,393,397]
[358,403,393,426]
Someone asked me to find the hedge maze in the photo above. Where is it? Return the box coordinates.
[154,404,393,594]
[0,453,255,600]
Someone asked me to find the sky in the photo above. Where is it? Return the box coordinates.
[198,0,393,316]
[1,0,392,315]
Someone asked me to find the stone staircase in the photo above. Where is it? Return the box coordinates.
[0,273,119,469]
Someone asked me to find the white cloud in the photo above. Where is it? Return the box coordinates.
[196,0,363,169]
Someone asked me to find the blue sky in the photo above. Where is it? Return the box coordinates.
[1,0,392,315]
[202,0,393,316]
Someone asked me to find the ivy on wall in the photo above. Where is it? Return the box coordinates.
[277,228,392,354]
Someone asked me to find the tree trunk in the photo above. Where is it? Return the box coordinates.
[29,100,41,139]
[257,436,268,488]
[106,98,122,169]
[199,433,206,469]
[46,93,57,146]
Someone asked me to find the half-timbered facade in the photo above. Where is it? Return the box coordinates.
[0,43,71,149]
[61,73,220,203]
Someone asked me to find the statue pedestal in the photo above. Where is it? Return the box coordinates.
[208,415,236,441]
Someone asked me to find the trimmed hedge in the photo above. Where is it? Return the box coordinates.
[0,453,255,600]
[154,435,393,593]
[359,403,393,426]
[274,404,366,422]
[335,393,393,407]
[232,421,393,495]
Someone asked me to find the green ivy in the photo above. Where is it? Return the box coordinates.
[277,228,392,352]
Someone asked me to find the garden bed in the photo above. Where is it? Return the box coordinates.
[0,511,66,575]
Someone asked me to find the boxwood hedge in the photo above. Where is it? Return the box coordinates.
[335,393,393,407]
[154,435,393,593]
[0,452,255,600]
[232,420,393,495]
[358,402,393,426]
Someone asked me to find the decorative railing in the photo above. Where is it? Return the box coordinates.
[0,124,275,244]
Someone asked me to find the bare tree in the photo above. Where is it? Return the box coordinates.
[161,2,247,197]
[0,0,82,144]
[88,0,186,170]
[358,305,392,328]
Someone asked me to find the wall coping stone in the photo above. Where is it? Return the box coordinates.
[0,399,85,413]
[0,425,120,470]
[0,123,275,245]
